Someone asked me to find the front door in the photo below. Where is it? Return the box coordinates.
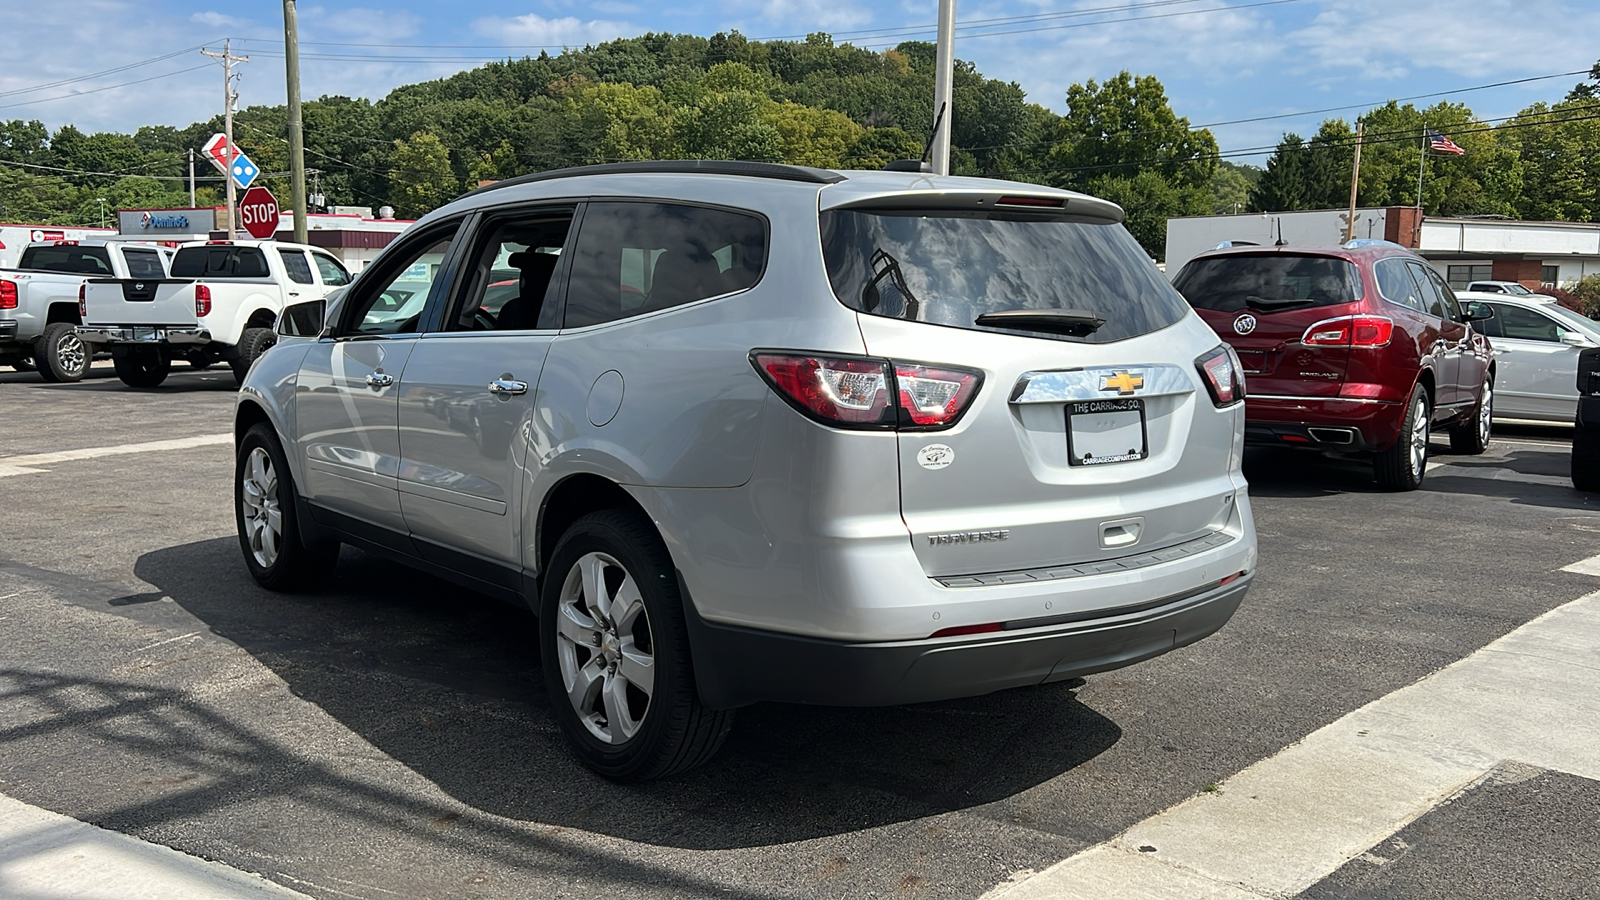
[396,208,577,580]
[295,224,463,543]
[1485,302,1584,420]
[1406,261,1464,410]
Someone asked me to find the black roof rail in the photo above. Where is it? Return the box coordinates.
[461,160,847,200]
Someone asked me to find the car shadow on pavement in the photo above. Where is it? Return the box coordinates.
[1241,446,1387,497]
[0,365,236,391]
[134,537,1122,851]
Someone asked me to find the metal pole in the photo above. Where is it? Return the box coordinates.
[1416,126,1427,212]
[931,0,956,175]
[1344,121,1363,244]
[188,148,196,207]
[284,0,308,244]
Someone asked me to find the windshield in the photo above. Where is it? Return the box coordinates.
[1173,253,1362,313]
[1505,284,1534,295]
[819,210,1189,344]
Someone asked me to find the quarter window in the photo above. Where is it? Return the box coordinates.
[564,202,767,329]
[278,249,316,285]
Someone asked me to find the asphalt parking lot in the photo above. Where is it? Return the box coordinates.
[2,363,1598,899]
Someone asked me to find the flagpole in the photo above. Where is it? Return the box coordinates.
[1416,126,1427,212]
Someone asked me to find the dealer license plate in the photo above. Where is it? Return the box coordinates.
[1067,399,1147,466]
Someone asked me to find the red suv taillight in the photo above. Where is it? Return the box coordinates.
[1197,345,1245,407]
[0,280,16,310]
[195,284,211,317]
[1301,315,1393,347]
[751,351,983,430]
[78,283,86,317]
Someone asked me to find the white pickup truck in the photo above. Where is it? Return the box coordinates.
[79,239,352,388]
[0,240,172,382]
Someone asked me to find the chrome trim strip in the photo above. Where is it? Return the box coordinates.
[1247,393,1394,405]
[1011,364,1194,404]
[935,530,1235,588]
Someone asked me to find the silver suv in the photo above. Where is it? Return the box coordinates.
[234,161,1257,780]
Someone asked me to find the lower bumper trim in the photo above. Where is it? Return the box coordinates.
[680,572,1252,709]
[76,326,209,345]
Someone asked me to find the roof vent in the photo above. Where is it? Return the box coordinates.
[884,159,933,173]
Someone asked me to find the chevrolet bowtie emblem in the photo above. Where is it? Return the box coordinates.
[1099,371,1144,395]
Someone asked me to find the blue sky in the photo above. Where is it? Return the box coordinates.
[3,0,1598,164]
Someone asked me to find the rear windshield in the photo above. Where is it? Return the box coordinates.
[122,249,166,279]
[17,245,113,275]
[819,210,1189,344]
[1173,254,1362,313]
[170,246,270,278]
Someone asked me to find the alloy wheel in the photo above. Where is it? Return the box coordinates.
[554,551,656,744]
[1477,381,1493,446]
[1410,397,1430,479]
[240,447,283,568]
[55,332,86,378]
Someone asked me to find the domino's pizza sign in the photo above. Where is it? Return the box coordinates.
[202,132,260,190]
[139,211,190,230]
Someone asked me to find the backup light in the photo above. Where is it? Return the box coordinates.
[1196,345,1245,407]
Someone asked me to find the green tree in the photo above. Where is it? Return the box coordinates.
[843,127,924,168]
[389,131,457,218]
[1209,161,1259,214]
[1250,121,1353,211]
[1504,99,1600,221]
[765,101,860,167]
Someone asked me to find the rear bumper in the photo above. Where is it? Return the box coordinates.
[0,320,16,342]
[683,573,1252,709]
[1244,394,1405,452]
[76,326,209,346]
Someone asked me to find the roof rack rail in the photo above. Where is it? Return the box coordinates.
[463,160,846,200]
[1341,238,1407,250]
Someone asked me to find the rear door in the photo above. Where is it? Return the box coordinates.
[1173,252,1361,398]
[824,208,1242,578]
[1406,261,1465,408]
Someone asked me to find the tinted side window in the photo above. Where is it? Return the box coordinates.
[447,211,575,332]
[565,202,767,329]
[1475,304,1504,338]
[170,246,269,278]
[1421,267,1462,320]
[312,254,350,286]
[1374,258,1424,311]
[1495,305,1563,342]
[1406,262,1447,317]
[122,249,165,279]
[278,249,315,284]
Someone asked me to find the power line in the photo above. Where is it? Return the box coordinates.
[0,44,215,99]
[0,65,214,111]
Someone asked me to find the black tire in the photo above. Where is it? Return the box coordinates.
[540,509,732,781]
[1374,384,1430,491]
[111,346,170,388]
[189,357,213,370]
[9,358,37,373]
[1449,373,1492,455]
[235,423,339,590]
[1574,427,1600,492]
[231,327,277,385]
[36,322,89,383]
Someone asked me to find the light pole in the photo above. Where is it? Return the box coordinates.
[96,198,106,229]
[932,0,956,175]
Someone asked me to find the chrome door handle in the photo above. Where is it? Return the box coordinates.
[365,372,394,388]
[488,379,528,396]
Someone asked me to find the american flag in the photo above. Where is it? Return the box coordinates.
[1427,129,1466,155]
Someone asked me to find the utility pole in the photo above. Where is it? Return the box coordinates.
[188,148,196,207]
[284,0,308,243]
[931,0,956,175]
[1344,121,1363,243]
[202,40,248,237]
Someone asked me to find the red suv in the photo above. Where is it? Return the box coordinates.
[1172,240,1494,490]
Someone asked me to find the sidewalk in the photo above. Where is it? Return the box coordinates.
[0,793,310,900]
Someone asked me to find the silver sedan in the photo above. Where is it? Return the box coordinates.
[1459,291,1600,423]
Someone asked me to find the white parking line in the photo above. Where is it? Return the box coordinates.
[984,556,1600,900]
[0,792,310,898]
[0,434,231,477]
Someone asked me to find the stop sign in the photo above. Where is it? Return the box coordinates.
[238,186,280,240]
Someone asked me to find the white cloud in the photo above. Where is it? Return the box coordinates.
[471,13,641,48]
[190,11,246,28]
[760,0,873,30]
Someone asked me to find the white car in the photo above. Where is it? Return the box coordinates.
[1466,280,1557,301]
[1458,291,1600,423]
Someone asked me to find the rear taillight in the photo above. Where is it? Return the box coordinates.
[1,280,17,310]
[195,284,211,317]
[78,283,86,317]
[751,351,983,431]
[1197,345,1245,407]
[1301,315,1393,347]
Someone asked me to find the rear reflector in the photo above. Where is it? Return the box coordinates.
[752,351,982,430]
[1302,315,1393,347]
[0,280,16,310]
[1196,344,1245,407]
[930,622,1005,638]
[78,283,86,317]
[1281,434,1310,443]
[1220,571,1245,587]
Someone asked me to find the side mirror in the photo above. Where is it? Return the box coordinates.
[1461,302,1495,323]
[279,299,327,338]
[1561,330,1594,348]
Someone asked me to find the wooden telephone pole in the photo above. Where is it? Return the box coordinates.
[202,41,249,237]
[1344,121,1364,243]
[284,0,308,243]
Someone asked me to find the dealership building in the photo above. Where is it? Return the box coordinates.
[1165,206,1600,290]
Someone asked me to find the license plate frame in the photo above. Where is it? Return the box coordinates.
[1067,398,1148,466]
[132,327,159,342]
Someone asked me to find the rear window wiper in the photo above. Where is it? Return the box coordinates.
[975,308,1105,337]
[1242,295,1316,312]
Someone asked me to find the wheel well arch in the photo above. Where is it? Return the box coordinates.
[536,474,655,582]
[45,301,82,326]
[1416,367,1436,405]
[244,308,278,330]
[235,399,271,443]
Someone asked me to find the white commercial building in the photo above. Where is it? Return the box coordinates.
[1166,206,1600,291]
